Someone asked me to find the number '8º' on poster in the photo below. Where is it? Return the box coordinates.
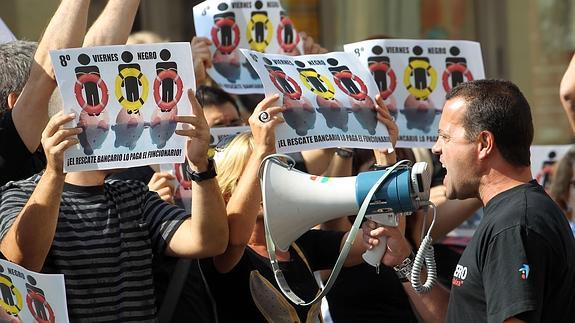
[241,49,393,153]
[193,0,304,94]
[344,39,485,148]
[50,43,196,172]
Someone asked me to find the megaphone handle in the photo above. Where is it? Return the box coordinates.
[362,236,388,267]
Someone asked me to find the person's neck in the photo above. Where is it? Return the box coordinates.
[65,171,107,186]
[249,219,291,260]
[249,219,267,247]
[478,160,532,205]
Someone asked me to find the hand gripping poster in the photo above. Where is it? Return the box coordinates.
[193,0,304,94]
[241,50,392,153]
[51,43,195,172]
[344,39,484,148]
[0,259,69,323]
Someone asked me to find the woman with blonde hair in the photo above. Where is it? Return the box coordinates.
[200,94,402,322]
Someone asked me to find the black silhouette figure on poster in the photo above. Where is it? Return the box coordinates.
[116,51,148,114]
[0,265,16,309]
[263,57,314,136]
[211,2,241,82]
[75,55,110,156]
[327,58,377,134]
[74,54,109,116]
[247,1,272,52]
[277,11,301,55]
[25,276,55,323]
[402,45,440,133]
[295,60,347,131]
[442,46,473,92]
[368,45,397,119]
[150,49,180,148]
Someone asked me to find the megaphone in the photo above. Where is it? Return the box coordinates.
[260,155,431,253]
[259,154,437,305]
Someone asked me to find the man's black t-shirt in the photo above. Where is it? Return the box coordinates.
[202,229,345,322]
[447,181,575,322]
[0,111,46,186]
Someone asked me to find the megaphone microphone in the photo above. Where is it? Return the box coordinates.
[259,154,438,306]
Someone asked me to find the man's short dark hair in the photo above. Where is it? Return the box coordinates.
[196,85,239,113]
[446,79,534,167]
[0,40,38,113]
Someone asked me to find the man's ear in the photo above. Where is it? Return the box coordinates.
[7,92,19,109]
[478,130,494,160]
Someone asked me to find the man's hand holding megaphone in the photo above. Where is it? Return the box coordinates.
[362,219,412,268]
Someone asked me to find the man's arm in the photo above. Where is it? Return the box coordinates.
[213,95,285,273]
[165,89,229,258]
[82,0,141,47]
[0,112,81,271]
[12,0,90,153]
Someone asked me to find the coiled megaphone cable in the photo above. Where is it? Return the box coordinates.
[410,201,438,294]
[259,155,410,305]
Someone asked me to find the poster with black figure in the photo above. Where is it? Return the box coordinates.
[241,49,392,153]
[193,0,304,94]
[50,43,195,172]
[0,259,69,323]
[344,39,484,148]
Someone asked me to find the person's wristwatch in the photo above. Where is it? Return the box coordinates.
[394,252,415,283]
[335,147,354,159]
[186,158,217,182]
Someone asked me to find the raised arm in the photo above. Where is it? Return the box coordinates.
[165,89,229,258]
[191,37,213,85]
[560,53,575,134]
[12,0,90,153]
[213,95,285,273]
[0,112,82,271]
[82,0,141,47]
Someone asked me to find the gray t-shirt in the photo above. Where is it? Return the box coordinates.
[0,174,188,322]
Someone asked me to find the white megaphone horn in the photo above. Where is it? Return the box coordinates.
[259,154,438,306]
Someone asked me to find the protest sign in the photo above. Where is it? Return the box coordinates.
[242,50,392,153]
[530,145,572,190]
[51,43,195,172]
[344,39,484,148]
[193,0,303,94]
[0,18,16,43]
[0,259,69,323]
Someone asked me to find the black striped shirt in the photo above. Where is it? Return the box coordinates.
[0,174,188,322]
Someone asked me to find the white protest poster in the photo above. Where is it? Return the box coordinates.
[51,43,195,172]
[193,0,304,94]
[530,145,572,190]
[0,18,16,43]
[241,50,392,153]
[344,39,484,148]
[209,125,250,147]
[0,259,69,323]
